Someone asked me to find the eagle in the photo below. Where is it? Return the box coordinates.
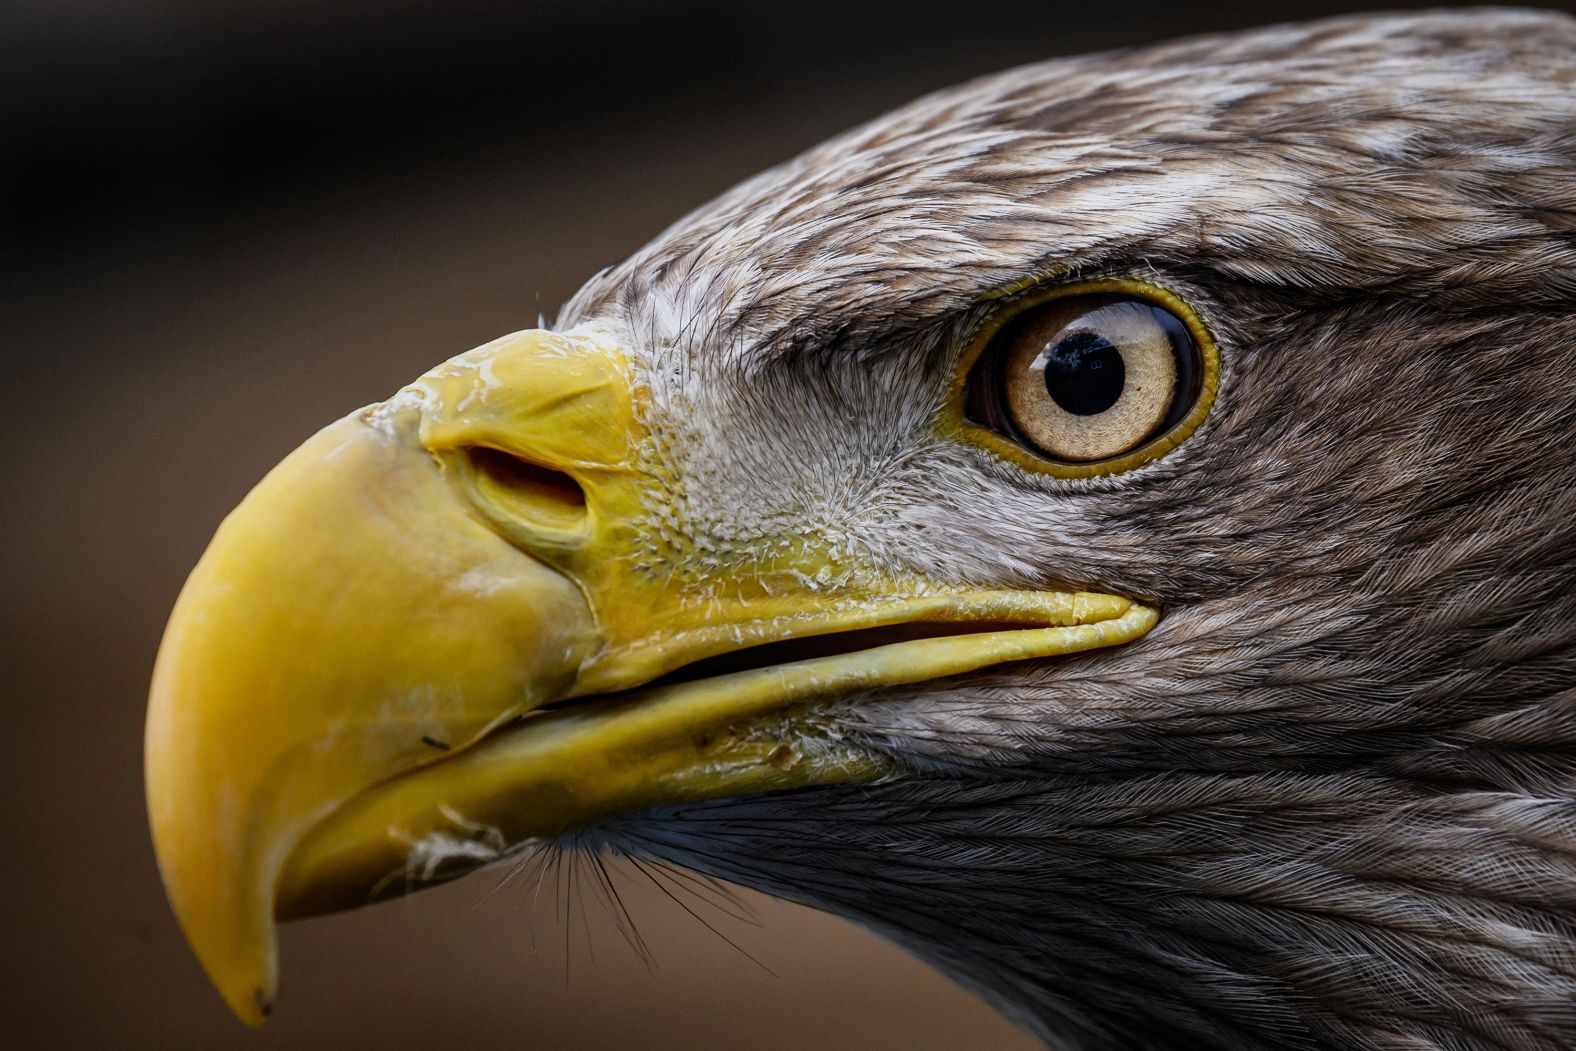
[145,10,1576,1050]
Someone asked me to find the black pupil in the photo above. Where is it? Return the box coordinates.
[1043,331,1125,416]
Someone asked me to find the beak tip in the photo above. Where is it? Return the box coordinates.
[210,955,276,1028]
[224,994,270,1029]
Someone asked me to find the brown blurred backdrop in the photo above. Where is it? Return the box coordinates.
[4,2,1562,1047]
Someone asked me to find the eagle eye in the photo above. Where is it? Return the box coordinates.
[959,281,1219,477]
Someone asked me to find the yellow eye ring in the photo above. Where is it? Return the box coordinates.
[944,277,1221,479]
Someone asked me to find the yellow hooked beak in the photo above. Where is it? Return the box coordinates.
[145,327,1157,1025]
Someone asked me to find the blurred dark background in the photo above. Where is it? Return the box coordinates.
[4,2,1565,1047]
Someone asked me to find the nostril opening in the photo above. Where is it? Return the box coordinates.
[467,446,586,510]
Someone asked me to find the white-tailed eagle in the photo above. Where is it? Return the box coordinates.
[147,11,1576,1049]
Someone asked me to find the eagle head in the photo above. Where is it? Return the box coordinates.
[146,11,1576,1049]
